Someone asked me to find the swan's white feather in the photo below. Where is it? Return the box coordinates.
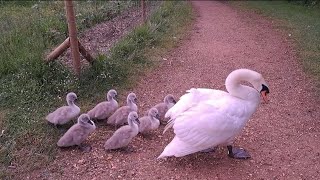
[160,93,255,158]
[163,88,226,133]
[159,69,267,158]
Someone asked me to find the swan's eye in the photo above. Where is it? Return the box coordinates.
[261,84,269,94]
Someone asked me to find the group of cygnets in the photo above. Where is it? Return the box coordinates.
[46,90,176,152]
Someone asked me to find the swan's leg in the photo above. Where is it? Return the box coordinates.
[227,145,250,159]
[78,144,92,152]
[140,132,152,139]
[124,145,135,153]
[47,121,61,129]
[200,147,216,153]
[118,145,134,153]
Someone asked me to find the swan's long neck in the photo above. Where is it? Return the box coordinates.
[164,97,169,104]
[148,111,154,118]
[152,116,159,123]
[127,99,137,111]
[225,69,258,100]
[151,117,160,129]
[128,119,138,130]
[107,94,116,102]
[67,99,75,106]
[107,94,112,101]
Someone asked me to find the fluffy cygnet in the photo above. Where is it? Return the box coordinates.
[107,92,137,127]
[139,108,160,134]
[152,94,176,122]
[104,111,140,150]
[46,92,80,126]
[57,114,96,152]
[87,89,118,120]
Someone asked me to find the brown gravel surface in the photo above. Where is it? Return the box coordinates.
[28,1,319,179]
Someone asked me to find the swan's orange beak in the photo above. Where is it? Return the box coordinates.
[260,90,269,103]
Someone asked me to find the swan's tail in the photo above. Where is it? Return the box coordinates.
[158,136,199,159]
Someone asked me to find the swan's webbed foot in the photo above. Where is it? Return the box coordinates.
[78,144,92,152]
[48,122,61,129]
[227,145,251,159]
[122,145,135,153]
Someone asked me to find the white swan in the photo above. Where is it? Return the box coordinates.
[87,89,118,120]
[46,92,80,126]
[57,114,96,152]
[158,69,270,159]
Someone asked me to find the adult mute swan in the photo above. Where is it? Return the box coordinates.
[158,69,269,159]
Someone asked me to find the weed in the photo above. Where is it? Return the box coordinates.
[0,1,193,177]
[231,1,320,92]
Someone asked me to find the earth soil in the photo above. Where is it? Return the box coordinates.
[26,1,320,179]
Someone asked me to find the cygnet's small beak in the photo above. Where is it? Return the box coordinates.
[135,118,140,125]
[156,114,160,119]
[134,98,138,103]
[260,90,269,103]
[88,120,94,126]
[173,99,177,104]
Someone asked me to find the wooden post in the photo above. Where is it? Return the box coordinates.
[65,0,81,76]
[45,0,94,74]
[78,40,94,64]
[46,37,70,62]
[141,0,146,22]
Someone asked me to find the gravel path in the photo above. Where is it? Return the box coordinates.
[28,1,319,179]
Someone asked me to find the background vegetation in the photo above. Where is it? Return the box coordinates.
[2,0,319,178]
[231,0,320,92]
[0,0,193,178]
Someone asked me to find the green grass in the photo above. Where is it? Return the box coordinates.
[0,1,193,178]
[231,1,320,91]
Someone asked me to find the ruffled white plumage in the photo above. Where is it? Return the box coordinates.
[159,69,267,158]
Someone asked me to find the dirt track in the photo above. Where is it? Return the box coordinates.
[28,1,319,179]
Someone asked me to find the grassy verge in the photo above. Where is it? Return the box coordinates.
[230,1,320,92]
[0,1,193,178]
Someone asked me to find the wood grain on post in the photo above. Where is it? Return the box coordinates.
[65,0,81,76]
[78,40,94,64]
[46,37,70,62]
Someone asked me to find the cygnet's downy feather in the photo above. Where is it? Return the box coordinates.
[152,94,176,122]
[139,108,160,134]
[57,114,96,148]
[107,92,138,126]
[87,89,118,120]
[104,111,140,150]
[46,92,80,126]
